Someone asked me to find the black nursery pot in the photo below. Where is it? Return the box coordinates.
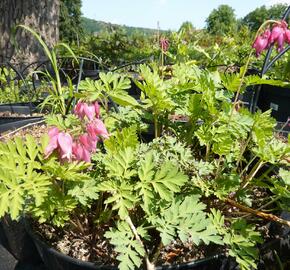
[25,221,225,270]
[0,216,42,262]
[0,102,39,114]
[0,116,43,133]
[257,84,290,122]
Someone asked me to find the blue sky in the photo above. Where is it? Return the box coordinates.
[81,0,290,30]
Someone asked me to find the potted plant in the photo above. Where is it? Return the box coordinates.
[1,20,290,270]
[0,58,289,270]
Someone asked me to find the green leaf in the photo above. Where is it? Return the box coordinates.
[136,151,187,207]
[279,168,290,185]
[0,136,49,220]
[104,126,139,155]
[110,92,140,107]
[68,179,99,205]
[98,180,137,219]
[152,195,222,246]
[105,221,145,270]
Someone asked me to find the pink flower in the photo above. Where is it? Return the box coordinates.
[72,142,91,163]
[74,101,86,119]
[270,25,285,44]
[87,119,109,139]
[160,37,169,52]
[45,127,59,156]
[83,104,95,120]
[79,133,98,152]
[57,132,73,161]
[94,102,100,118]
[269,21,288,52]
[284,29,290,44]
[74,101,101,120]
[252,34,269,57]
[45,128,73,162]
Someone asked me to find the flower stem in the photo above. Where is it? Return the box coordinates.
[230,19,280,119]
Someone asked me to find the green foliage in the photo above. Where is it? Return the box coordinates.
[104,125,140,155]
[45,114,81,131]
[19,25,78,115]
[243,4,288,31]
[2,55,289,270]
[0,135,50,220]
[135,64,176,114]
[0,67,33,103]
[78,72,139,109]
[104,106,148,133]
[105,221,146,270]
[60,0,83,42]
[210,210,262,270]
[97,147,137,219]
[136,151,188,210]
[206,5,237,35]
[151,195,222,246]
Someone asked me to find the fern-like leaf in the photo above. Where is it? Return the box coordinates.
[105,221,145,270]
[152,195,222,246]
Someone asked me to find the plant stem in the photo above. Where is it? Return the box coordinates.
[239,155,257,178]
[240,196,281,219]
[154,114,159,138]
[236,133,252,168]
[225,198,290,227]
[151,241,163,265]
[242,159,264,189]
[125,216,155,270]
[214,156,223,180]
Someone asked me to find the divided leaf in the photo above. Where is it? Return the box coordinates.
[105,221,146,270]
[152,195,222,246]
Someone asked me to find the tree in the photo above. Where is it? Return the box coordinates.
[206,5,237,35]
[178,21,195,33]
[59,0,83,42]
[0,0,59,65]
[243,4,288,32]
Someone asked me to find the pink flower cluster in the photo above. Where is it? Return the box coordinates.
[160,37,169,52]
[45,101,109,163]
[253,20,290,57]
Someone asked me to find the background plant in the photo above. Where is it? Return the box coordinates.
[19,25,78,115]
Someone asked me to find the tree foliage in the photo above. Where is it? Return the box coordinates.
[60,0,83,42]
[242,4,288,31]
[206,5,237,35]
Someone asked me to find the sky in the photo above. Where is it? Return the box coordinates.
[81,0,290,30]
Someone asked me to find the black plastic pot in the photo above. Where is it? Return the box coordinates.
[0,102,39,114]
[25,221,226,270]
[257,84,290,122]
[0,116,43,133]
[0,216,41,263]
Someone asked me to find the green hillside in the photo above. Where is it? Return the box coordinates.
[81,17,165,36]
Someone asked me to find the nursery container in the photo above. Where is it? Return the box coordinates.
[0,116,43,133]
[0,216,41,262]
[257,84,290,122]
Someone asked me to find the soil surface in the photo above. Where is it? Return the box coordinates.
[0,111,43,118]
[0,123,48,141]
[31,217,223,267]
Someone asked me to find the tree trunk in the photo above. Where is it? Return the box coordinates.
[0,0,59,69]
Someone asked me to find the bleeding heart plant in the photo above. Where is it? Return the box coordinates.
[45,101,109,163]
[252,20,290,56]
